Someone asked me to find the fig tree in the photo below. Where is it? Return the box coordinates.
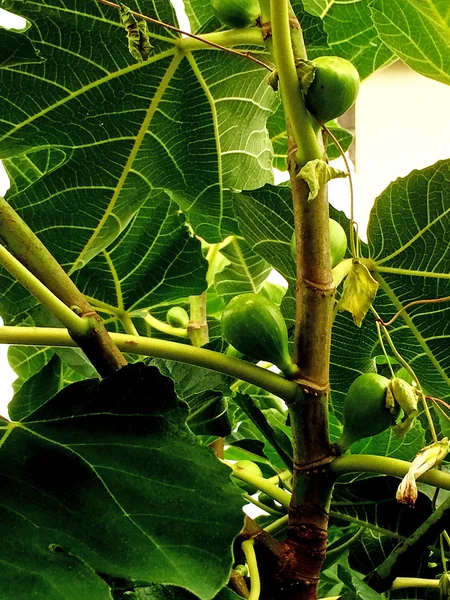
[338,373,400,450]
[221,293,297,377]
[305,56,360,123]
[290,218,347,268]
[211,0,260,28]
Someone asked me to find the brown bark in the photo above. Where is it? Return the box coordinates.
[271,125,337,599]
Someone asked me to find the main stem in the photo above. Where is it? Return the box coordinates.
[270,2,336,598]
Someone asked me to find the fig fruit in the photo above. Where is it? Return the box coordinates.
[211,0,260,28]
[338,373,399,450]
[290,218,347,268]
[166,306,189,328]
[305,56,360,123]
[221,293,296,377]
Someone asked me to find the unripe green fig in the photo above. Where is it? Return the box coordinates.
[234,459,263,494]
[329,218,348,267]
[290,218,347,268]
[305,56,360,123]
[166,306,189,328]
[221,293,297,377]
[338,373,399,450]
[211,0,260,28]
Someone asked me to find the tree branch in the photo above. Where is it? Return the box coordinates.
[366,495,450,592]
[0,196,126,375]
[0,326,298,403]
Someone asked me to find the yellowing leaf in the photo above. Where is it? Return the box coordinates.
[297,159,347,201]
[119,2,152,62]
[337,260,379,326]
[389,377,420,435]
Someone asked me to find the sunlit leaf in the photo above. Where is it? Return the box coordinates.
[302,0,395,78]
[370,0,450,85]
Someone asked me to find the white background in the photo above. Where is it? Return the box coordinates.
[1,6,450,417]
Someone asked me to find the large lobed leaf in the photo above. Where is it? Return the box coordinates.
[0,0,279,330]
[370,0,450,86]
[2,364,245,600]
[367,160,450,401]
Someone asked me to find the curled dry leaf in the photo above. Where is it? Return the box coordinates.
[396,438,450,506]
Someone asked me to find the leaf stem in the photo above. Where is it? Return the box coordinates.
[330,454,450,490]
[0,327,299,402]
[321,124,358,257]
[225,461,291,506]
[264,514,288,535]
[189,292,209,347]
[373,272,450,387]
[374,320,396,379]
[0,244,89,337]
[177,28,266,53]
[326,525,365,556]
[242,539,261,600]
[371,305,437,441]
[144,312,188,338]
[376,266,450,279]
[120,313,139,336]
[391,578,440,590]
[243,493,285,516]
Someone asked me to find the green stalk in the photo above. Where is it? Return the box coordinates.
[145,312,188,338]
[176,27,265,52]
[325,526,365,556]
[189,292,209,347]
[243,493,285,516]
[270,0,321,167]
[120,313,139,337]
[0,245,90,337]
[0,326,298,402]
[259,0,270,23]
[242,539,261,600]
[264,514,288,536]
[330,454,450,490]
[226,462,291,507]
[377,265,450,279]
[0,196,126,375]
[391,578,440,590]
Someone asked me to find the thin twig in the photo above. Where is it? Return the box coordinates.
[377,295,450,327]
[321,122,359,258]
[96,0,272,70]
[370,306,438,442]
[428,396,450,412]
